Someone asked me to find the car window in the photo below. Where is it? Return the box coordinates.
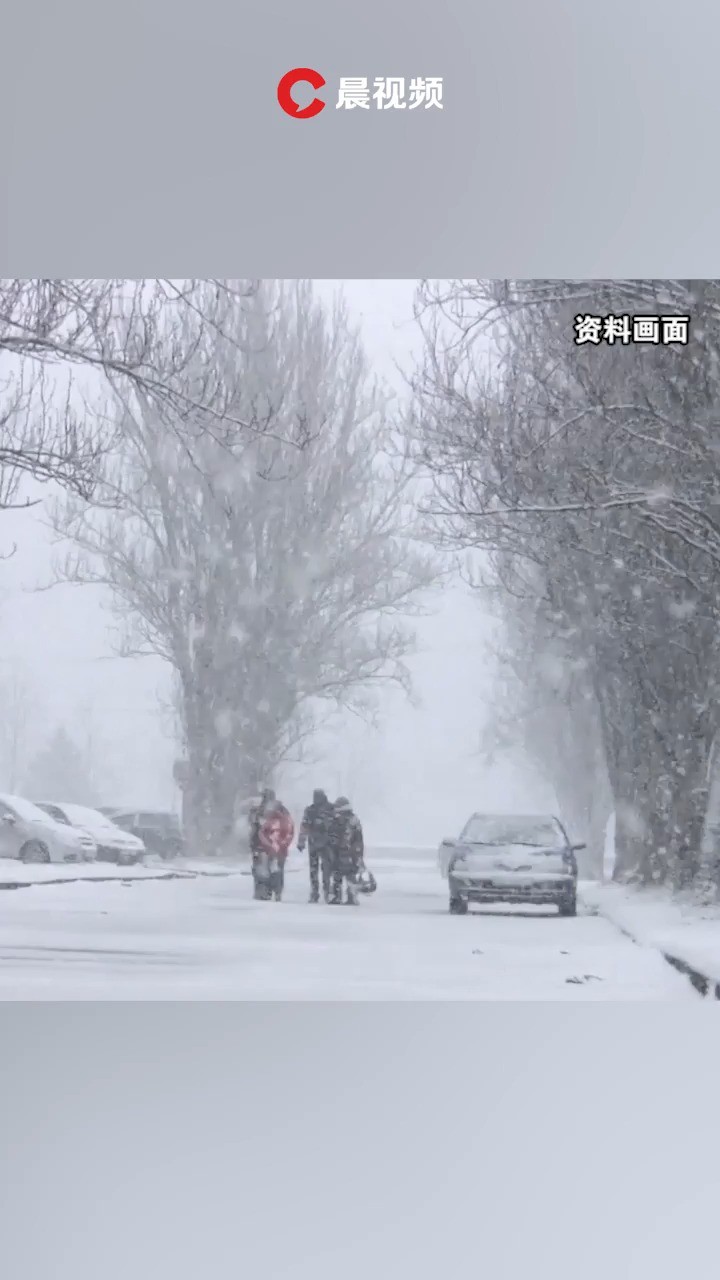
[138,813,180,830]
[60,804,112,829]
[111,813,137,829]
[460,815,562,847]
[37,804,70,825]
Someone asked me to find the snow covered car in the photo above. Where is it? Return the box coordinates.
[0,793,97,863]
[440,813,584,917]
[109,809,183,860]
[36,802,145,866]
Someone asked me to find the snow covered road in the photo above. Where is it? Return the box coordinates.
[0,848,699,999]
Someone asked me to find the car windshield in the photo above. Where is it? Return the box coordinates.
[0,795,57,825]
[59,804,114,829]
[36,803,72,825]
[460,815,561,847]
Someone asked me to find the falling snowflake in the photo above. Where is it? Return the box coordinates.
[215,710,234,739]
[615,801,648,839]
[646,485,673,508]
[667,598,696,620]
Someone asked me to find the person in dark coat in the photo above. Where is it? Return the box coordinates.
[297,789,335,902]
[329,797,365,905]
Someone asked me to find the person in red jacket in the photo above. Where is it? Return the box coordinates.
[254,793,295,902]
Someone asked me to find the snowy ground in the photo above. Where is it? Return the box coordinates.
[582,880,720,990]
[0,855,249,889]
[0,847,699,999]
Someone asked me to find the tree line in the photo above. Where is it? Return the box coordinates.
[412,279,720,894]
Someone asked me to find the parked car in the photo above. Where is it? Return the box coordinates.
[439,812,585,917]
[109,810,184,860]
[0,793,98,864]
[35,802,145,866]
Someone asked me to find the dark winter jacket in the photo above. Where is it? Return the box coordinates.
[249,802,266,855]
[298,790,335,855]
[330,799,364,873]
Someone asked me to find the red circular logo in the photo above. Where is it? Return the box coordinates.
[277,68,326,118]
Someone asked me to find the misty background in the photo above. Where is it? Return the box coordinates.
[0,280,552,845]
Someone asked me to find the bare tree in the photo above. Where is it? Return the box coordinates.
[57,281,437,858]
[0,279,275,519]
[413,278,720,893]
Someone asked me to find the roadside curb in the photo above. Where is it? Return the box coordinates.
[0,868,247,893]
[579,884,720,1000]
[0,864,304,893]
[662,953,720,999]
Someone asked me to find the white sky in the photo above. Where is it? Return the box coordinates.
[0,281,553,842]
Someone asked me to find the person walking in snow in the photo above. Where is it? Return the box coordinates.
[250,788,295,901]
[329,796,365,905]
[297,788,335,902]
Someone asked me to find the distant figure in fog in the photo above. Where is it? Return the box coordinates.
[329,797,365,906]
[298,789,335,902]
[250,788,295,901]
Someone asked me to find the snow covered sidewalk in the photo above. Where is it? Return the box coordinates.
[0,856,250,892]
[0,852,310,892]
[580,881,720,997]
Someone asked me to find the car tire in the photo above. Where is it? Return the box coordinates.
[449,896,468,915]
[558,893,577,917]
[20,840,51,864]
